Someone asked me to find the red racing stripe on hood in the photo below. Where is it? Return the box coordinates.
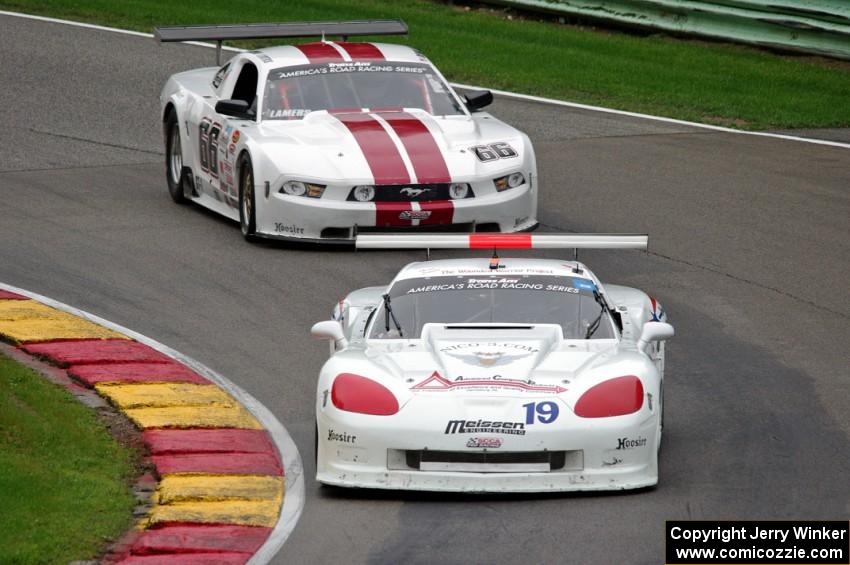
[381,112,451,183]
[336,113,410,184]
[335,42,385,60]
[295,42,344,63]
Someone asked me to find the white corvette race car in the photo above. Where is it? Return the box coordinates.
[311,234,674,492]
[156,21,538,243]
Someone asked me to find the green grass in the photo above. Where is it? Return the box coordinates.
[2,0,849,129]
[0,353,136,564]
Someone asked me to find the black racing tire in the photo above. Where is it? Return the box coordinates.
[165,112,187,204]
[238,152,257,241]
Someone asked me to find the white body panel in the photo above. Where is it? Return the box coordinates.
[160,43,538,242]
[315,258,672,492]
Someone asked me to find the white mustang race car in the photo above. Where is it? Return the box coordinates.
[156,21,538,243]
[311,234,674,492]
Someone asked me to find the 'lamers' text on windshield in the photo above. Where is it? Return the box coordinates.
[369,275,616,340]
[262,62,464,120]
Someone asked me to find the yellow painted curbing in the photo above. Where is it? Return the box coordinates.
[0,301,126,343]
[96,382,236,409]
[122,405,262,429]
[146,498,281,528]
[156,474,284,504]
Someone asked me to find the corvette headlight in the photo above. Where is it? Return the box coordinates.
[281,181,325,198]
[352,185,376,202]
[448,183,471,200]
[494,173,525,191]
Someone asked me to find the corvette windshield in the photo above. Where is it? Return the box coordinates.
[262,62,464,120]
[369,274,616,340]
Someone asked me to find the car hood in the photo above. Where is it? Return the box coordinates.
[255,109,526,183]
[361,324,629,398]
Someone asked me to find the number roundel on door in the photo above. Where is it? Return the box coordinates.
[199,118,222,178]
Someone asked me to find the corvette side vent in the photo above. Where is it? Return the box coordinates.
[397,449,583,473]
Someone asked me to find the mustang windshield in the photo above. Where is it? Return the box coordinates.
[262,62,464,120]
[369,274,616,340]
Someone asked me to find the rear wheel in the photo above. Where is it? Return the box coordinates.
[238,153,257,241]
[165,112,187,204]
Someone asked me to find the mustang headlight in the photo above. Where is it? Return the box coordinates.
[574,376,644,418]
[281,181,325,198]
[448,183,471,200]
[352,185,376,202]
[331,373,399,415]
[494,173,525,192]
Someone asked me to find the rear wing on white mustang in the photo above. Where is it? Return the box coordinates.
[154,20,408,64]
[355,233,648,251]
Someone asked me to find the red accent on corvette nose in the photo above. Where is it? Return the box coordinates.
[574,376,644,418]
[331,373,400,416]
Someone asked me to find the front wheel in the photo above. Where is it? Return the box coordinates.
[238,153,257,241]
[165,112,187,204]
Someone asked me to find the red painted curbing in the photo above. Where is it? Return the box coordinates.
[143,428,276,455]
[22,339,172,367]
[117,553,250,565]
[69,361,210,386]
[152,452,283,477]
[0,290,29,299]
[131,524,272,555]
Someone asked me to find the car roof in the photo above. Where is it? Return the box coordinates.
[250,41,425,68]
[393,258,598,282]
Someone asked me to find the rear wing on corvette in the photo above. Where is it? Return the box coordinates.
[355,233,648,250]
[154,20,408,64]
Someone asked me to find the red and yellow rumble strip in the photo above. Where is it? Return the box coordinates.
[0,290,283,564]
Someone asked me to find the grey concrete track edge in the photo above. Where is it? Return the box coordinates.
[1,9,848,150]
[0,281,304,565]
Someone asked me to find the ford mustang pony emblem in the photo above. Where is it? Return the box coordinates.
[400,187,430,197]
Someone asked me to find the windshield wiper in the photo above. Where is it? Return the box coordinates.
[382,293,404,337]
[585,290,609,339]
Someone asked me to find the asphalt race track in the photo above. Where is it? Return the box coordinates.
[1,14,848,565]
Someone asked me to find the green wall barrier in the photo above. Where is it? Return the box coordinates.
[482,0,850,59]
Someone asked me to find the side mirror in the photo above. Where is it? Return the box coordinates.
[463,90,493,112]
[215,99,253,118]
[637,322,674,353]
[311,320,348,351]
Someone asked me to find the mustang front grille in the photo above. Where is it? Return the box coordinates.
[346,184,475,202]
[389,449,583,473]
